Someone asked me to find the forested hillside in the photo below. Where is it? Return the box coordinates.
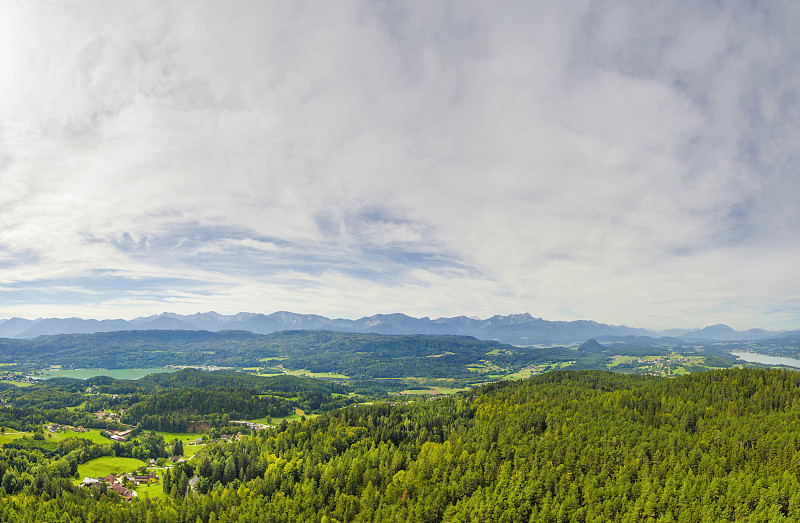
[4,368,800,521]
[0,370,353,433]
[0,330,535,379]
[0,329,745,389]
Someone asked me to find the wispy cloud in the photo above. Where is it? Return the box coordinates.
[0,1,798,329]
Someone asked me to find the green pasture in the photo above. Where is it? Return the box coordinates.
[47,428,111,445]
[399,386,469,396]
[76,456,147,480]
[0,432,26,445]
[281,368,350,379]
[505,361,575,379]
[254,407,314,425]
[154,431,204,445]
[136,482,167,500]
[0,379,32,387]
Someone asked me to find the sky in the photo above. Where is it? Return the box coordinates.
[0,1,799,330]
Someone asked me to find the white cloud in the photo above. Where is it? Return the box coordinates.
[0,1,798,329]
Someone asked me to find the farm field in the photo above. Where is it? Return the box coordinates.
[398,386,469,395]
[153,431,205,446]
[0,379,32,387]
[0,432,26,445]
[605,354,724,376]
[47,428,110,445]
[505,361,575,379]
[182,443,206,458]
[76,456,147,481]
[276,367,349,379]
[136,482,167,501]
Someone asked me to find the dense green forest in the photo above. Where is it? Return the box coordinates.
[0,329,752,389]
[5,368,800,520]
[0,330,529,376]
[0,370,354,433]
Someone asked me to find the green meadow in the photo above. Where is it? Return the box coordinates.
[47,428,112,445]
[0,432,26,445]
[76,456,147,480]
[136,482,167,500]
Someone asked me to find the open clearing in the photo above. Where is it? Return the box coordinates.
[47,428,111,445]
[0,379,32,387]
[76,456,146,480]
[399,386,469,396]
[0,432,26,445]
[136,482,167,500]
[279,367,349,379]
[253,407,314,425]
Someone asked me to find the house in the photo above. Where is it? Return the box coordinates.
[109,483,137,501]
[111,434,125,441]
[132,475,151,484]
[149,459,156,467]
[194,438,202,445]
[121,473,136,483]
[82,477,99,487]
[101,474,118,484]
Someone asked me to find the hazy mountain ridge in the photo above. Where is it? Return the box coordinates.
[1,311,792,343]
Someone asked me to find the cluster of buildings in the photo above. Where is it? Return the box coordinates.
[230,420,275,431]
[0,373,39,385]
[107,429,132,441]
[94,409,123,422]
[47,424,86,433]
[220,432,246,442]
[81,472,159,501]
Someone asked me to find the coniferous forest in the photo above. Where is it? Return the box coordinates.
[3,368,800,521]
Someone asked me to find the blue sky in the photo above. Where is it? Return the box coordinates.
[0,1,798,330]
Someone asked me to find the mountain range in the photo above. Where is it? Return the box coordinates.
[0,311,794,344]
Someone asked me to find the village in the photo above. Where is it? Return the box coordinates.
[81,471,160,501]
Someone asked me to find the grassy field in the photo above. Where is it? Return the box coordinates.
[76,456,146,480]
[399,386,470,396]
[136,482,167,501]
[280,368,350,379]
[505,361,575,379]
[605,354,719,377]
[182,443,205,458]
[47,428,112,445]
[154,431,204,445]
[253,407,313,425]
[0,432,26,445]
[36,368,176,380]
[0,379,32,387]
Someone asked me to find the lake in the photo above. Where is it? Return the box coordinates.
[37,367,177,380]
[730,351,800,369]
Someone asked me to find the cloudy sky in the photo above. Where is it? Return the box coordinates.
[0,1,798,330]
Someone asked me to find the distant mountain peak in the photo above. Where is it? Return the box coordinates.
[0,311,787,343]
[579,339,606,353]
